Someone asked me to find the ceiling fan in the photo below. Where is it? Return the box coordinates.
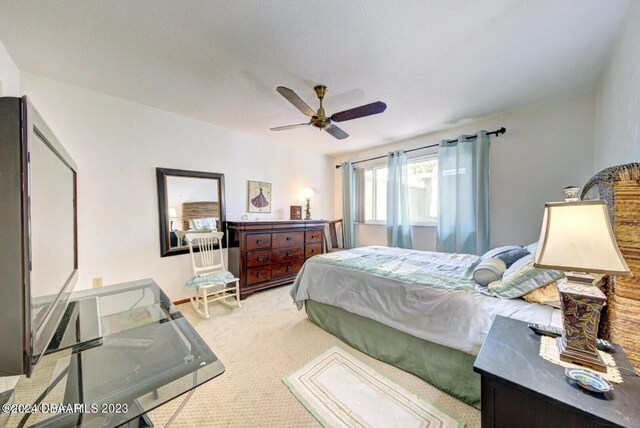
[270,85,387,140]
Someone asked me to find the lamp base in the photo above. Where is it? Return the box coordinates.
[557,279,607,373]
[557,336,607,372]
[304,199,311,220]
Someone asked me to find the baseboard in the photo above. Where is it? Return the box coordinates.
[173,297,190,305]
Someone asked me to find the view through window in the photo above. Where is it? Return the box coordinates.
[362,156,438,224]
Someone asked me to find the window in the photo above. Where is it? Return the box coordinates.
[361,156,438,225]
[363,167,387,222]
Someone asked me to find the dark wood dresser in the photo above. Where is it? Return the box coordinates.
[226,220,325,299]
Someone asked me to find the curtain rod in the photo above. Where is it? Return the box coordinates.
[335,127,506,169]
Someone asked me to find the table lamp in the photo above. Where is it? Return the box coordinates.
[169,207,178,231]
[302,187,314,220]
[534,200,631,372]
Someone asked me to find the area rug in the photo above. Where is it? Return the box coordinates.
[283,346,463,428]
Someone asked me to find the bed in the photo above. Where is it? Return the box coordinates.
[290,246,562,407]
[291,163,640,408]
[173,201,220,247]
[181,201,220,231]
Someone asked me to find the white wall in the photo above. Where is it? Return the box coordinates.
[595,1,640,171]
[21,73,334,301]
[335,91,597,250]
[0,40,19,96]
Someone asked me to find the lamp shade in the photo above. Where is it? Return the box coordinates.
[534,201,631,276]
[302,187,314,200]
[169,207,178,219]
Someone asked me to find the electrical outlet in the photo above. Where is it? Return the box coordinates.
[92,277,103,288]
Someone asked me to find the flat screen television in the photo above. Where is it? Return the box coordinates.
[0,96,78,377]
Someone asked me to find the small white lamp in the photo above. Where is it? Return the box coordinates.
[534,200,631,371]
[302,187,314,220]
[169,207,178,231]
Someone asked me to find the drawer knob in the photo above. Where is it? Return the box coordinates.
[257,272,263,278]
[286,251,292,256]
[286,236,292,241]
[311,248,317,253]
[257,239,263,244]
[311,235,317,239]
[258,256,264,261]
[286,266,292,272]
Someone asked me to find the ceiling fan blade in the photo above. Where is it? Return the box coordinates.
[276,86,315,117]
[325,125,349,140]
[270,123,310,131]
[330,101,387,122]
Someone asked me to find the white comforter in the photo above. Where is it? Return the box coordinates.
[291,246,561,355]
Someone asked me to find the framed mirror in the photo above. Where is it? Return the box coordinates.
[156,168,226,257]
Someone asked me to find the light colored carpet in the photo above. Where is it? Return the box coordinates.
[148,286,480,427]
[284,347,462,427]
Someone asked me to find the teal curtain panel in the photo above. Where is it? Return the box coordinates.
[341,161,356,249]
[386,150,413,249]
[437,131,490,255]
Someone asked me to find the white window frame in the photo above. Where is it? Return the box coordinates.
[361,164,387,225]
[359,154,438,227]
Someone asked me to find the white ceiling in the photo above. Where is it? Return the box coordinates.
[0,0,629,155]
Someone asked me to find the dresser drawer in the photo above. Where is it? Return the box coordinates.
[305,230,322,244]
[246,233,271,250]
[247,266,271,285]
[272,261,304,278]
[272,246,304,263]
[246,250,271,267]
[305,243,322,258]
[272,231,304,248]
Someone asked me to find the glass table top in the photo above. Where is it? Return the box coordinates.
[3,279,224,427]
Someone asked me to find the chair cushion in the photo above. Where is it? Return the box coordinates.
[186,271,235,288]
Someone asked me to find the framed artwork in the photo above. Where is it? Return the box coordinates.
[248,180,272,213]
[290,205,302,220]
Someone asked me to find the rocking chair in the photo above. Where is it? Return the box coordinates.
[185,232,241,319]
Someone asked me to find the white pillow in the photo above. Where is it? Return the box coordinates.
[189,217,217,230]
[201,217,217,230]
[482,254,563,298]
[524,242,538,254]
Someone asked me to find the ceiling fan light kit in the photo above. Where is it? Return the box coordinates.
[271,85,387,140]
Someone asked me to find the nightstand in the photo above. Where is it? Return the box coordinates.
[473,316,640,428]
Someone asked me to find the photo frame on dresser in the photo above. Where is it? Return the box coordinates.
[290,205,302,220]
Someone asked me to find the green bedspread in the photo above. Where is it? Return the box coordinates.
[307,245,480,291]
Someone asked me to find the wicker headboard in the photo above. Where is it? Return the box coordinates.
[581,162,640,370]
[181,201,220,230]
